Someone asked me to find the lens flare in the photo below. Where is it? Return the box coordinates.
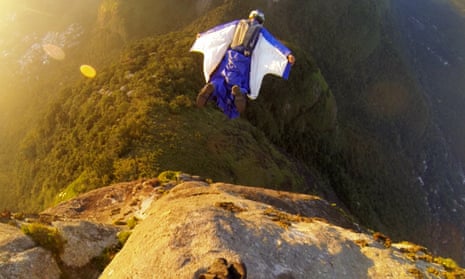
[80,64,96,78]
[42,44,65,60]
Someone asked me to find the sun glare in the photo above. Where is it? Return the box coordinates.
[0,2,19,15]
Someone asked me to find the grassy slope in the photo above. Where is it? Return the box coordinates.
[11,21,332,211]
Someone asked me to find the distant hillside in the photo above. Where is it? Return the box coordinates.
[389,0,465,264]
[1,0,464,266]
[10,12,334,212]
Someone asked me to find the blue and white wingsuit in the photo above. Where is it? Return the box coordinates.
[190,18,293,119]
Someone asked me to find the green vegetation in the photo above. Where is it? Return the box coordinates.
[8,26,314,212]
[117,230,132,245]
[126,216,138,230]
[53,171,97,205]
[395,242,465,277]
[157,171,182,184]
[435,257,460,271]
[21,222,64,254]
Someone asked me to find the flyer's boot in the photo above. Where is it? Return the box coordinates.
[232,85,246,114]
[197,83,214,107]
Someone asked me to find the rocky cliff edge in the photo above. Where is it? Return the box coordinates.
[1,176,464,278]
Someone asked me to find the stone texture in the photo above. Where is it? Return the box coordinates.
[100,182,451,279]
[2,179,463,278]
[41,180,161,225]
[54,221,119,268]
[0,224,60,279]
[0,223,35,256]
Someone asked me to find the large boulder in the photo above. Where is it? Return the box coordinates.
[41,179,160,225]
[54,221,120,268]
[0,223,61,279]
[100,182,455,279]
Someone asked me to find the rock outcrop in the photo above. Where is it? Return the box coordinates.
[55,221,119,268]
[100,182,463,279]
[0,223,61,279]
[2,178,465,278]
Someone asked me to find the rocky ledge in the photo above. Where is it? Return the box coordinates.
[1,176,464,278]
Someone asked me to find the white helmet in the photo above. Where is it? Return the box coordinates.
[249,9,265,24]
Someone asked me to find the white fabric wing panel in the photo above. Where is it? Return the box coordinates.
[249,33,288,99]
[190,24,237,83]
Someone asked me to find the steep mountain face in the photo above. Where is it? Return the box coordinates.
[388,0,465,264]
[1,0,465,267]
[393,0,465,160]
[5,0,337,209]
[267,0,465,265]
[261,0,465,264]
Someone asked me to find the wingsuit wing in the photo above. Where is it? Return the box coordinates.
[249,28,292,100]
[190,20,239,83]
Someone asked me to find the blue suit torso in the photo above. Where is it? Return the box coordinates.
[210,50,250,118]
[209,20,262,119]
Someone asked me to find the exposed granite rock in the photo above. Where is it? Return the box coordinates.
[0,247,61,279]
[2,179,464,278]
[0,218,120,278]
[0,223,35,255]
[100,182,460,279]
[0,224,61,279]
[40,179,162,225]
[55,221,120,268]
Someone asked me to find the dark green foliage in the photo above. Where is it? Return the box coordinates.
[9,25,312,211]
[157,171,181,183]
[21,222,64,254]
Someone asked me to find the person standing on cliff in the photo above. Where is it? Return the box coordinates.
[191,9,295,119]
